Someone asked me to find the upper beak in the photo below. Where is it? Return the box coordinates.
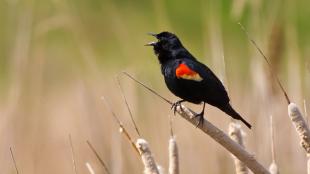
[145,32,158,46]
[147,32,157,37]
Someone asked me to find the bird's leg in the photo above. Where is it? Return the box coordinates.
[193,102,205,127]
[171,99,185,115]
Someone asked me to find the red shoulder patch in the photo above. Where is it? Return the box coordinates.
[175,63,203,81]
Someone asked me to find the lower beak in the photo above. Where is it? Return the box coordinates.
[144,41,157,46]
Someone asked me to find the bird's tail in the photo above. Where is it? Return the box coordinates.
[222,104,252,129]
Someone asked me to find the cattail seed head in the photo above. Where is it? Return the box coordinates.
[288,103,310,154]
[136,139,160,174]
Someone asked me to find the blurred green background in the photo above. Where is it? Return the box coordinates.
[0,0,310,173]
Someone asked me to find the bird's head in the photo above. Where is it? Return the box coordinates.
[146,31,183,63]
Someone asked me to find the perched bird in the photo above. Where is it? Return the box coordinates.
[146,31,252,129]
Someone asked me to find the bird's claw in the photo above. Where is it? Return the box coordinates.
[171,100,184,115]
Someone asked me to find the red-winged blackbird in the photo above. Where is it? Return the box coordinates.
[146,31,252,129]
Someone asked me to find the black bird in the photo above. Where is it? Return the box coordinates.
[146,31,252,129]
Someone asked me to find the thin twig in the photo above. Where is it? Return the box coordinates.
[101,96,122,125]
[116,75,141,137]
[10,147,19,174]
[122,72,173,105]
[86,141,111,174]
[101,96,139,155]
[238,22,290,104]
[123,72,270,174]
[69,134,78,174]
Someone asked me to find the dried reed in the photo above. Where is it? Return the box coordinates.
[136,138,160,174]
[288,103,310,154]
[86,162,96,174]
[101,96,139,155]
[269,162,278,174]
[169,137,179,174]
[86,141,111,174]
[69,134,78,174]
[103,95,161,173]
[123,72,270,174]
[238,23,290,104]
[268,115,279,174]
[168,115,179,174]
[229,122,249,174]
[116,75,141,137]
[10,147,19,174]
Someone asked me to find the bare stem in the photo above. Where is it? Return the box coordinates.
[86,141,111,174]
[101,96,140,155]
[238,22,290,104]
[69,134,78,174]
[269,115,276,163]
[269,116,279,174]
[122,72,172,105]
[168,115,179,174]
[123,72,270,174]
[10,147,19,174]
[116,75,141,137]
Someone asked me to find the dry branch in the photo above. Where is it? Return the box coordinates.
[123,72,270,174]
[136,138,160,174]
[229,122,249,174]
[288,103,310,154]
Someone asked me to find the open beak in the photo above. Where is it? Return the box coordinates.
[145,32,158,46]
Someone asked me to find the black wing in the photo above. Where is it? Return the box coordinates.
[181,59,230,106]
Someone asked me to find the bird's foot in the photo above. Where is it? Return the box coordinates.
[193,112,204,128]
[171,100,185,115]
